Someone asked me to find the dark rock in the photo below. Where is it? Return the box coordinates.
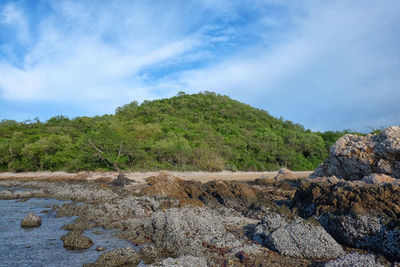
[21,213,41,228]
[61,230,94,250]
[235,251,250,264]
[111,173,132,186]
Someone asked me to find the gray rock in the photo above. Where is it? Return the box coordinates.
[267,220,344,260]
[253,212,288,244]
[142,207,230,257]
[148,255,207,267]
[21,213,41,228]
[84,247,140,267]
[311,126,400,180]
[318,214,384,249]
[324,253,383,267]
[61,231,94,250]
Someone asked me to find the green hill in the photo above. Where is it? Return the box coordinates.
[0,91,348,172]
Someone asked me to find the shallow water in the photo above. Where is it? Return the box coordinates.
[0,197,134,267]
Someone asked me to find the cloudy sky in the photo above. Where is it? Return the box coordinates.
[0,0,399,132]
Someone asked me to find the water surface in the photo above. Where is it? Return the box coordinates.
[0,197,134,267]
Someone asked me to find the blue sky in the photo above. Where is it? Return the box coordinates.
[0,0,399,132]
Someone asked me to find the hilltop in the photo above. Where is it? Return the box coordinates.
[0,91,348,172]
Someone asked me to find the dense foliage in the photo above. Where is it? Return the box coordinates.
[0,92,352,172]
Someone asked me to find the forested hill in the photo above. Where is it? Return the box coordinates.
[0,91,350,172]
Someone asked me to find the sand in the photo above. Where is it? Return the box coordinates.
[0,170,312,183]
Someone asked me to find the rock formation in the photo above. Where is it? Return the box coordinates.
[311,126,400,180]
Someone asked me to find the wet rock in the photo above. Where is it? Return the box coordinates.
[96,246,107,252]
[111,173,132,186]
[0,190,13,199]
[324,252,383,267]
[274,168,294,180]
[362,173,396,184]
[61,230,94,250]
[84,247,140,267]
[148,255,207,267]
[266,220,344,260]
[311,126,400,180]
[21,213,41,228]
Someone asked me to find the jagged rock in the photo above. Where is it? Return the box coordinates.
[311,126,400,180]
[274,168,294,180]
[83,247,140,267]
[293,181,400,260]
[61,230,94,250]
[361,173,396,184]
[148,255,207,267]
[111,173,132,186]
[266,220,344,260]
[324,253,383,267]
[21,213,41,228]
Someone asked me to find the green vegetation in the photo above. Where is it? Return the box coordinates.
[0,92,353,172]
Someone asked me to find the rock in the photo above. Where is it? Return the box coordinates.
[140,245,163,264]
[274,168,294,180]
[138,207,236,257]
[235,251,250,264]
[111,173,132,186]
[267,220,344,260]
[61,231,94,250]
[21,213,41,228]
[362,173,396,184]
[84,247,140,267]
[148,255,207,267]
[324,253,383,267]
[311,126,400,180]
[253,212,289,244]
[96,246,107,251]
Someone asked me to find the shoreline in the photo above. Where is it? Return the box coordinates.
[0,170,313,183]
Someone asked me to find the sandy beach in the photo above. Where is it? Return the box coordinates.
[0,170,312,183]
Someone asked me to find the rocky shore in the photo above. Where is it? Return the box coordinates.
[0,126,399,266]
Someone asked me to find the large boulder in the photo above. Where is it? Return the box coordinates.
[266,220,344,260]
[253,212,344,260]
[21,213,41,228]
[311,126,400,180]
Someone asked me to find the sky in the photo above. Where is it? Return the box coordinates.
[0,0,399,132]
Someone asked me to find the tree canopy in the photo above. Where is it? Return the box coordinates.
[0,92,354,172]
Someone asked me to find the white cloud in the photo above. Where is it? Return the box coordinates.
[0,0,399,131]
[0,3,30,44]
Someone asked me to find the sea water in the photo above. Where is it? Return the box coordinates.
[0,196,134,267]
